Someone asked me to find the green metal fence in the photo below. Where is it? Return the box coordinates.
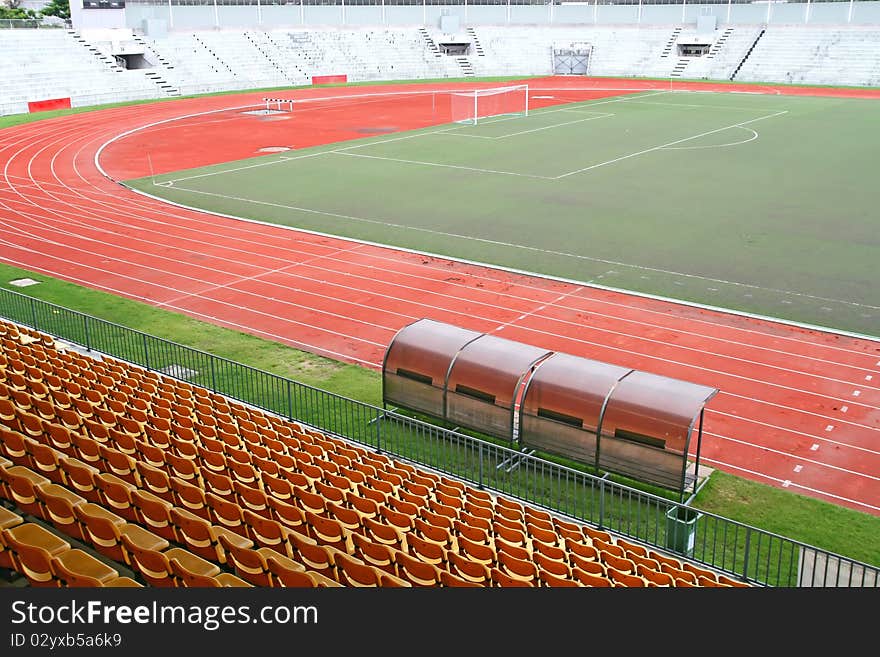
[1,288,877,587]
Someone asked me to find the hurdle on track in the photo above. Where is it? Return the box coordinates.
[263,97,294,112]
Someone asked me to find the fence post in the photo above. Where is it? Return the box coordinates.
[29,297,37,330]
[598,478,606,529]
[478,441,484,490]
[742,526,752,581]
[142,334,150,370]
[375,408,382,454]
[83,314,92,352]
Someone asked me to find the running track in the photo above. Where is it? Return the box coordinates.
[1,77,878,516]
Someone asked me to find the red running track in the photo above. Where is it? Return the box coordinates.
[1,77,878,516]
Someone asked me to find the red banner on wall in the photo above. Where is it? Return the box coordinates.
[311,75,347,86]
[28,97,72,113]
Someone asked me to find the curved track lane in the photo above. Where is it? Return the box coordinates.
[1,79,878,516]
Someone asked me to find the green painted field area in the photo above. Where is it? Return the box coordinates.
[128,90,880,337]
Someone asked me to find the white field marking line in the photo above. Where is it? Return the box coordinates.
[708,409,880,455]
[443,113,614,140]
[155,241,369,309]
[662,127,758,150]
[0,245,391,349]
[330,151,555,180]
[702,431,879,482]
[624,99,783,112]
[694,455,879,514]
[490,285,585,335]
[554,110,789,179]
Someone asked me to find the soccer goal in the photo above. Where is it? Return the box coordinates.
[450,84,529,125]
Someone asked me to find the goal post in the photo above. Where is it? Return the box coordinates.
[450,84,529,125]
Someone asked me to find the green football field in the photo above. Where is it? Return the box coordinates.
[127,90,880,337]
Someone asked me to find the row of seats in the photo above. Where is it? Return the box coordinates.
[0,319,749,587]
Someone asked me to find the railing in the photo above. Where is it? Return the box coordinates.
[0,19,64,29]
[1,287,877,587]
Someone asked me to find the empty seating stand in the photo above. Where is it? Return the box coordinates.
[0,318,750,588]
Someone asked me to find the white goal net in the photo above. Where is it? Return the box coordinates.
[450,84,529,125]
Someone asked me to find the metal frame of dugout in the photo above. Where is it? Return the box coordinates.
[382,318,718,499]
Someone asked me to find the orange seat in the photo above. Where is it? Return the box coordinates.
[490,567,534,588]
[94,472,138,523]
[205,492,247,537]
[242,509,297,559]
[456,534,497,568]
[572,567,614,587]
[265,554,319,588]
[336,552,381,587]
[539,568,581,587]
[131,489,177,543]
[394,549,442,587]
[266,496,309,534]
[170,476,211,521]
[305,511,353,554]
[350,531,397,577]
[217,533,287,587]
[446,550,491,586]
[51,548,122,587]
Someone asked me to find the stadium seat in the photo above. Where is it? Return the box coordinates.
[362,516,405,551]
[608,565,648,587]
[571,567,614,587]
[36,483,86,541]
[349,530,396,575]
[219,532,298,587]
[456,535,497,569]
[7,465,51,518]
[2,522,71,586]
[205,491,247,536]
[50,548,123,587]
[446,550,491,586]
[200,468,236,502]
[394,549,442,587]
[638,563,674,587]
[490,567,534,587]
[539,569,581,587]
[583,525,614,544]
[120,534,192,587]
[136,462,174,503]
[534,550,571,579]
[497,549,539,585]
[292,540,340,582]
[170,556,253,588]
[94,472,138,522]
[335,551,382,587]
[170,506,252,565]
[264,554,320,588]
[170,476,211,520]
[440,570,483,587]
[305,510,353,554]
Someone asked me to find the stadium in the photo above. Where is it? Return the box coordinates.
[0,0,879,596]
